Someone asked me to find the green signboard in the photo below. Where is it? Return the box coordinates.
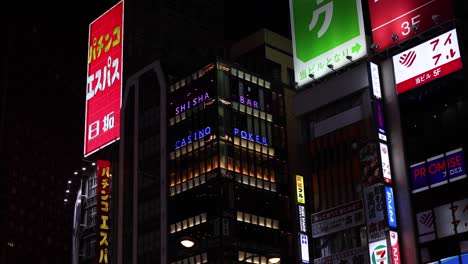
[289,0,368,87]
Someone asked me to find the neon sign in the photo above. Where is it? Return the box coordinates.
[233,128,268,146]
[175,92,210,115]
[239,96,259,109]
[175,126,211,150]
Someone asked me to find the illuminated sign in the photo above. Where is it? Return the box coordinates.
[379,143,392,184]
[299,234,310,263]
[296,175,305,204]
[410,148,466,193]
[298,205,307,232]
[364,184,386,242]
[311,200,364,238]
[289,0,367,87]
[175,92,210,115]
[84,1,124,157]
[374,101,387,142]
[416,210,436,243]
[96,160,111,264]
[446,148,467,182]
[175,126,212,150]
[389,231,401,264]
[393,29,462,94]
[385,186,397,228]
[239,96,259,109]
[368,0,453,52]
[369,62,382,99]
[368,239,389,264]
[410,161,429,193]
[427,153,448,187]
[233,128,268,146]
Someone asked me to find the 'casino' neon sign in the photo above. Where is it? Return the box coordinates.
[175,92,210,115]
[234,128,268,146]
[175,127,211,150]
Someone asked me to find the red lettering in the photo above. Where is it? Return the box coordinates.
[428,160,446,174]
[447,155,462,168]
[414,167,426,177]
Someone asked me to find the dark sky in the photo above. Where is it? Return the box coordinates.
[6,0,291,164]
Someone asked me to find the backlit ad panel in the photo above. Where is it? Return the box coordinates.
[84,1,124,157]
[368,0,453,52]
[393,29,462,94]
[289,0,367,87]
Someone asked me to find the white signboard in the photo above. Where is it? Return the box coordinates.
[363,184,386,242]
[311,200,364,238]
[380,143,392,184]
[368,239,389,264]
[299,234,310,263]
[393,28,463,94]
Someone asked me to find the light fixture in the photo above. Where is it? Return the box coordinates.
[268,257,281,264]
[180,236,196,248]
[432,14,440,24]
[64,198,68,202]
[308,73,315,80]
[412,24,419,33]
[66,189,70,193]
[370,43,379,50]
[239,253,281,263]
[391,34,398,42]
[74,171,78,175]
[82,167,86,171]
[346,55,353,61]
[327,64,334,70]
[92,162,96,166]
[68,180,72,184]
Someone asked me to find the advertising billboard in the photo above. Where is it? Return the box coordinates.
[363,184,386,242]
[296,175,305,204]
[368,239,389,264]
[393,29,462,94]
[385,186,397,229]
[311,200,364,238]
[84,1,124,157]
[289,0,367,87]
[368,0,453,52]
[389,231,402,264]
[96,160,111,264]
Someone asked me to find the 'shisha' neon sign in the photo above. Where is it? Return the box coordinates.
[175,92,210,115]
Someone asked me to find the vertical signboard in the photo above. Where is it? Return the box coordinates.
[85,1,124,157]
[368,0,453,52]
[363,184,386,242]
[289,0,367,87]
[392,29,462,94]
[296,175,305,204]
[96,160,111,264]
[385,186,397,229]
[389,231,401,264]
[299,234,310,263]
[379,143,393,184]
[368,239,389,264]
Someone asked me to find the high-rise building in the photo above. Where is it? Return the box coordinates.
[166,60,290,263]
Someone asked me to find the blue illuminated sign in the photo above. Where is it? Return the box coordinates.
[233,128,268,146]
[385,186,397,228]
[175,126,212,150]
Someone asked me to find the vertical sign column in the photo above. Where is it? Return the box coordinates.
[365,62,402,264]
[296,175,310,263]
[97,160,112,264]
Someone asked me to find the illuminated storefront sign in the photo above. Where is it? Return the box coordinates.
[298,205,307,232]
[96,160,111,264]
[311,200,364,238]
[389,231,401,264]
[364,184,386,242]
[84,1,123,157]
[373,101,387,141]
[296,175,305,204]
[368,0,453,52]
[393,29,462,94]
[368,239,389,264]
[239,96,259,109]
[369,62,382,99]
[385,186,397,228]
[299,234,310,263]
[233,128,268,146]
[175,126,212,150]
[410,148,466,193]
[379,143,392,184]
[175,92,210,115]
[289,0,367,87]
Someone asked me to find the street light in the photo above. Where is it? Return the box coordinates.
[180,236,196,248]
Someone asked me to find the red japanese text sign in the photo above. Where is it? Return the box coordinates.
[368,0,453,52]
[393,29,462,94]
[96,160,111,264]
[85,1,124,157]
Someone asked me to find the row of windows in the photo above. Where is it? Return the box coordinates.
[169,213,207,234]
[170,252,208,264]
[236,211,279,230]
